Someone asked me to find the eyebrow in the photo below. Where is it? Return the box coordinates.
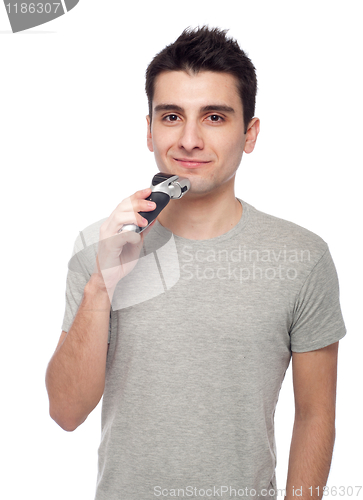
[153,104,235,114]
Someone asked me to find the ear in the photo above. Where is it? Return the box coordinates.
[244,117,260,154]
[146,115,153,152]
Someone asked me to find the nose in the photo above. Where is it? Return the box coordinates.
[177,120,204,152]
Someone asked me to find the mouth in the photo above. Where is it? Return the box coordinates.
[173,158,211,169]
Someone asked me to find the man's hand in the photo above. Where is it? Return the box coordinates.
[94,188,157,299]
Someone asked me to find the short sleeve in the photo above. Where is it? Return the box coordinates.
[61,269,90,333]
[61,231,112,342]
[289,247,346,352]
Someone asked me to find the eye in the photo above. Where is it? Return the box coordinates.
[163,114,180,122]
[207,114,224,123]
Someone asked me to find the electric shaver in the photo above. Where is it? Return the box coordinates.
[119,172,191,233]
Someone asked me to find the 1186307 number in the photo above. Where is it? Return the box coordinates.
[5,3,61,14]
[309,486,362,496]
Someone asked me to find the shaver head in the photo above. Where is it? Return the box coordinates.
[151,172,190,199]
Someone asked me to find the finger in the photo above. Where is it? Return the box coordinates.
[109,189,151,221]
[141,219,157,238]
[130,187,152,201]
[117,229,142,246]
[112,196,157,234]
[102,211,146,237]
[128,188,152,211]
[130,194,157,214]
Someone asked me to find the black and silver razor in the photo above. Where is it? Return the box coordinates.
[119,172,191,233]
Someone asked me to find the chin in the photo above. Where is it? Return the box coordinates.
[187,179,216,195]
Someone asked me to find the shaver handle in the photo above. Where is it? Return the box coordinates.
[119,191,171,233]
[139,191,171,225]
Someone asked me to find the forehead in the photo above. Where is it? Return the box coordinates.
[152,70,242,112]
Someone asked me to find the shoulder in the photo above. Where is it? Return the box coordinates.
[67,217,108,275]
[71,217,108,256]
[241,200,328,260]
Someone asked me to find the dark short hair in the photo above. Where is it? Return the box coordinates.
[145,26,257,133]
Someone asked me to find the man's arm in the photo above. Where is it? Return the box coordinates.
[45,189,157,432]
[285,341,339,500]
[45,273,111,432]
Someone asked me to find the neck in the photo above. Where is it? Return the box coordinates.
[156,180,242,240]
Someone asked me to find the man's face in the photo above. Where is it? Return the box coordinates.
[146,70,259,197]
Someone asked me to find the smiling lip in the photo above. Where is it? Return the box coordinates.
[173,158,211,169]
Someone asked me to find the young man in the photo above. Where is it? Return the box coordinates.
[46,27,346,500]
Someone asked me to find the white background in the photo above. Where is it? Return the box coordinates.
[1,1,362,499]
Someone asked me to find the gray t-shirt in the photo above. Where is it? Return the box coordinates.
[61,199,346,500]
